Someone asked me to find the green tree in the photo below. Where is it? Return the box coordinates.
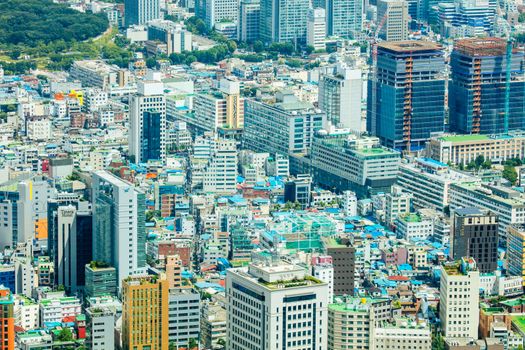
[503,165,518,184]
[146,57,157,68]
[305,45,315,55]
[226,40,237,53]
[253,40,264,53]
[57,328,73,342]
[188,338,198,349]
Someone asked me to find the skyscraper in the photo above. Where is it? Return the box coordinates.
[507,225,525,287]
[451,208,498,273]
[449,38,525,135]
[377,0,410,41]
[325,0,363,38]
[202,138,238,194]
[367,41,446,150]
[92,171,146,289]
[0,286,14,350]
[129,80,166,164]
[124,0,161,27]
[238,0,260,42]
[307,8,326,51]
[226,260,329,349]
[122,275,169,350]
[318,62,362,130]
[259,0,310,43]
[205,0,239,29]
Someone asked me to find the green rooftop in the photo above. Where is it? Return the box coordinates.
[401,213,422,223]
[512,316,525,334]
[439,135,490,142]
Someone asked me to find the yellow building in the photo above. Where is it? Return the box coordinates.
[122,276,169,350]
[507,225,525,286]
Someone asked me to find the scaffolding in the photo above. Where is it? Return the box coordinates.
[472,58,482,134]
[403,56,413,152]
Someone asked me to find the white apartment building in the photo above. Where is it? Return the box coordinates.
[202,138,238,194]
[343,190,358,217]
[69,60,119,89]
[129,80,167,164]
[226,260,329,350]
[39,296,82,325]
[26,117,52,141]
[384,185,412,225]
[307,8,326,51]
[14,295,39,331]
[86,306,115,350]
[397,158,480,211]
[372,318,431,350]
[311,256,334,303]
[396,213,434,242]
[439,258,480,340]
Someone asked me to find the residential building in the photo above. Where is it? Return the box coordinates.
[284,175,312,209]
[451,208,498,273]
[244,91,325,156]
[324,237,356,296]
[129,80,167,164]
[39,295,82,325]
[259,0,310,43]
[124,0,161,26]
[318,63,362,130]
[0,286,14,350]
[449,38,525,135]
[397,158,479,211]
[201,138,238,194]
[92,171,147,289]
[69,60,119,90]
[311,256,334,303]
[238,0,260,42]
[377,0,409,41]
[201,302,227,349]
[307,8,326,51]
[385,185,412,226]
[167,288,200,347]
[122,276,169,350]
[367,41,446,150]
[396,213,434,242]
[226,260,329,350]
[507,225,525,286]
[310,131,400,197]
[328,296,391,350]
[439,258,480,339]
[13,295,39,331]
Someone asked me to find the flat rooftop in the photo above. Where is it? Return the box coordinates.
[378,40,442,53]
[454,38,507,56]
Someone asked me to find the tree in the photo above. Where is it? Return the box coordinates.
[188,338,198,349]
[253,40,264,53]
[305,45,315,55]
[226,40,237,53]
[474,155,485,168]
[519,12,525,23]
[56,328,73,342]
[8,49,21,60]
[503,165,518,184]
[146,57,157,68]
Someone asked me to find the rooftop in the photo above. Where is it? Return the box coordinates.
[439,134,490,142]
[379,40,442,53]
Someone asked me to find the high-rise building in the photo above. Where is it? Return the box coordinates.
[324,0,363,38]
[17,177,51,247]
[238,0,260,42]
[259,0,310,43]
[324,237,356,296]
[129,80,166,164]
[439,258,480,339]
[311,256,334,303]
[205,0,239,29]
[0,286,14,350]
[449,38,525,135]
[367,41,446,150]
[201,301,227,349]
[122,276,169,350]
[167,288,201,347]
[226,260,329,350]
[451,208,498,273]
[507,225,525,287]
[165,255,183,289]
[202,138,238,194]
[124,0,161,27]
[54,204,93,293]
[84,262,118,298]
[0,186,19,249]
[307,8,326,51]
[318,62,362,130]
[244,91,325,156]
[92,171,146,289]
[377,0,410,41]
[86,306,115,350]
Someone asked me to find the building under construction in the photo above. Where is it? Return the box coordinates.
[449,38,525,135]
[367,40,446,151]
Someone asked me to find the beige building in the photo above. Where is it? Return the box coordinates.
[426,133,525,166]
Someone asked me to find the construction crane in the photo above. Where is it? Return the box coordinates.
[369,12,388,137]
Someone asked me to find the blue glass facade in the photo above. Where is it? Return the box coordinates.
[142,110,162,162]
[0,268,15,293]
[449,38,525,135]
[367,41,446,150]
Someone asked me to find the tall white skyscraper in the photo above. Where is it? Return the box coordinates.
[226,259,329,350]
[318,63,362,130]
[439,257,480,340]
[92,171,147,289]
[129,80,166,164]
[202,138,238,194]
[307,8,326,51]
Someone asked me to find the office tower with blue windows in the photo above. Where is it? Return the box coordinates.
[449,38,525,135]
[124,0,161,27]
[367,41,446,151]
[259,0,310,43]
[142,110,162,162]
